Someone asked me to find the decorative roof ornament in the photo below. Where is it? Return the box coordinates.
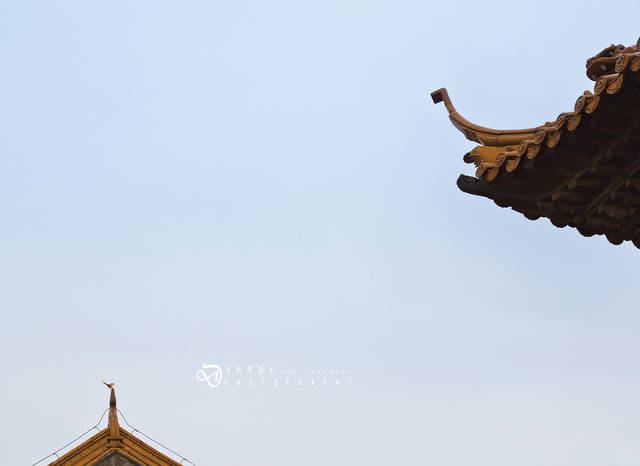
[107,385,121,444]
[433,37,640,248]
[102,380,115,389]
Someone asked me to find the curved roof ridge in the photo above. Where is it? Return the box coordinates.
[430,87,539,147]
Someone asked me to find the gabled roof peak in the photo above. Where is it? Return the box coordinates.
[48,384,183,465]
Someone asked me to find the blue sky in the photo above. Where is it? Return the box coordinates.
[2,2,640,465]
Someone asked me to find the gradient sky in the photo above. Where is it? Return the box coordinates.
[3,2,640,465]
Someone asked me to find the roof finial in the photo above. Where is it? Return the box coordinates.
[103,381,121,438]
[102,380,115,389]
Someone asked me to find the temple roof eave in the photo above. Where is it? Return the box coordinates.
[433,38,640,249]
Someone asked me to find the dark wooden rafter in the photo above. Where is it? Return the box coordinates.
[579,155,640,221]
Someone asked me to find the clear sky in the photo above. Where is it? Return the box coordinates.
[2,2,640,465]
